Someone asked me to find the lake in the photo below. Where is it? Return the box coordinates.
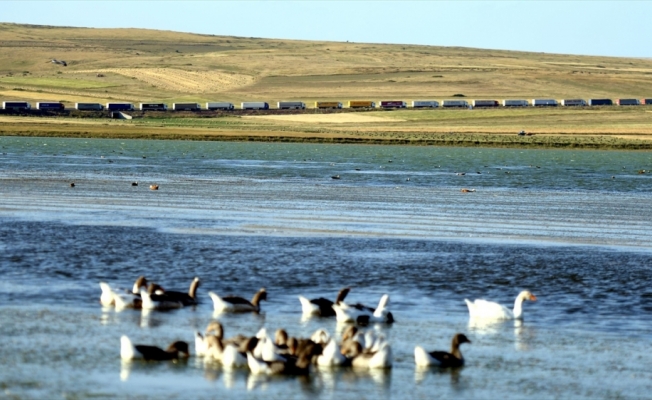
[1,137,651,399]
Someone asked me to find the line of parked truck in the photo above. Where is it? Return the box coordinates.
[2,98,652,111]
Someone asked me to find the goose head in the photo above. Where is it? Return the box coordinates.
[205,321,224,339]
[166,341,190,358]
[274,329,288,346]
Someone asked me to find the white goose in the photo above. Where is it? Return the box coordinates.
[332,294,394,324]
[316,338,346,367]
[464,290,537,321]
[342,340,393,369]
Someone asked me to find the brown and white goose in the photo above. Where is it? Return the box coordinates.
[208,288,267,313]
[298,287,350,317]
[156,277,200,306]
[120,335,189,361]
[414,333,471,368]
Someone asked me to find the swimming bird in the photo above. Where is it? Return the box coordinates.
[247,341,320,376]
[331,175,341,180]
[100,276,148,309]
[156,277,200,306]
[140,284,184,311]
[316,338,347,367]
[298,287,350,317]
[414,333,471,368]
[465,290,537,321]
[332,294,394,324]
[70,182,75,187]
[342,340,393,369]
[208,288,267,313]
[131,182,138,186]
[120,335,189,361]
[149,184,159,190]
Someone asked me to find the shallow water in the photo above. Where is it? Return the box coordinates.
[1,137,651,399]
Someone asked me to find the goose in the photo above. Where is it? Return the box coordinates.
[221,341,248,368]
[156,277,200,306]
[414,333,471,368]
[310,328,331,345]
[316,338,347,367]
[208,288,267,313]
[342,340,393,369]
[140,285,184,311]
[465,290,537,321]
[149,185,159,190]
[100,276,148,308]
[120,335,189,361]
[332,294,394,324]
[247,342,319,376]
[298,287,350,317]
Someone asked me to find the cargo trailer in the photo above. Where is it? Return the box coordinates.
[140,103,168,111]
[472,100,499,107]
[2,101,31,110]
[561,99,587,106]
[172,103,201,111]
[642,99,652,105]
[241,102,269,110]
[503,99,529,107]
[76,103,104,111]
[442,100,469,108]
[412,100,439,108]
[616,99,640,106]
[277,101,306,110]
[206,102,235,110]
[315,101,342,109]
[588,99,613,106]
[106,103,134,111]
[380,101,407,108]
[36,102,65,111]
[348,101,376,108]
[532,99,558,107]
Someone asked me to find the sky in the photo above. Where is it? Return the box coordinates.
[2,1,651,58]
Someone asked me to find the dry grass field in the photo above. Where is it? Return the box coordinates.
[1,22,652,147]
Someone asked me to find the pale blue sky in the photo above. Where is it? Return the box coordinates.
[2,1,650,58]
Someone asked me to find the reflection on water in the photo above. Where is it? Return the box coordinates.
[1,138,652,399]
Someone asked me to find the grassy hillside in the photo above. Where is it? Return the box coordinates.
[2,22,652,106]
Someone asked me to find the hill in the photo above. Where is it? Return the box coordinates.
[2,22,652,105]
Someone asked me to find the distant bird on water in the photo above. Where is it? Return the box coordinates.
[69,182,75,187]
[131,182,138,187]
[149,184,159,190]
[331,175,341,180]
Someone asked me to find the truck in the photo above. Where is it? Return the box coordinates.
[348,101,376,108]
[642,99,652,105]
[412,100,439,108]
[106,103,135,111]
[241,102,269,110]
[277,101,306,110]
[140,103,168,111]
[532,99,558,107]
[315,101,343,109]
[206,102,235,111]
[2,101,31,110]
[616,98,640,106]
[472,100,499,108]
[172,103,201,111]
[561,99,587,106]
[380,101,407,108]
[442,100,469,108]
[503,99,529,107]
[588,99,613,106]
[36,102,65,111]
[76,103,104,111]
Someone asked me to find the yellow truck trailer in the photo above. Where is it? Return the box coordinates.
[348,101,376,108]
[315,101,343,109]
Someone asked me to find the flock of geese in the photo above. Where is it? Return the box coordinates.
[100,276,537,376]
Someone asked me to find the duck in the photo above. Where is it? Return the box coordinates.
[464,290,537,321]
[156,277,200,306]
[414,333,471,368]
[342,340,393,369]
[140,284,184,311]
[120,335,189,361]
[332,294,394,324]
[298,287,350,317]
[208,288,267,313]
[149,184,159,190]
